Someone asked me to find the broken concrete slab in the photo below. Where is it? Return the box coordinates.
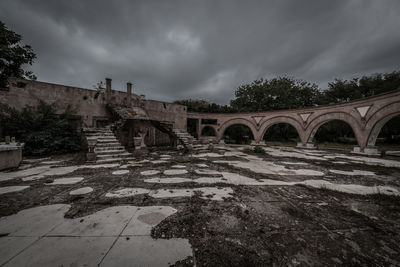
[45,177,84,185]
[164,169,188,175]
[105,188,150,198]
[69,187,93,196]
[329,169,375,176]
[0,204,192,266]
[112,170,129,175]
[4,236,115,266]
[101,236,192,267]
[0,186,30,195]
[122,206,177,235]
[0,204,71,236]
[49,206,139,236]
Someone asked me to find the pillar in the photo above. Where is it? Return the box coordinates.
[127,82,132,95]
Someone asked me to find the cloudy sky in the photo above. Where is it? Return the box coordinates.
[1,0,400,104]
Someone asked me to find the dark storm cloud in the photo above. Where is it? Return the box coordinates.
[1,0,400,104]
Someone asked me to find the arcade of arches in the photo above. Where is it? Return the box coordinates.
[187,89,400,155]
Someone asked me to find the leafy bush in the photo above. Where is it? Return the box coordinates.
[253,146,265,154]
[0,101,85,156]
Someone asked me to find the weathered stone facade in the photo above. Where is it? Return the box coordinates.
[0,78,187,129]
[1,77,399,154]
[0,78,187,149]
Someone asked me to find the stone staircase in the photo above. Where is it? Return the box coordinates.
[172,129,197,146]
[84,126,133,163]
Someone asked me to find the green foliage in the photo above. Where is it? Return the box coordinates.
[322,71,400,104]
[0,101,85,156]
[314,120,356,143]
[0,21,36,88]
[263,124,299,142]
[174,99,235,113]
[230,77,322,112]
[180,71,400,144]
[224,124,253,144]
[252,146,265,154]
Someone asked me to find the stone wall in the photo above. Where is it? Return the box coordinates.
[0,78,187,129]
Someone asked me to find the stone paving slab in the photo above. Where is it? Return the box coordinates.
[48,206,138,237]
[101,236,192,267]
[0,236,39,266]
[0,204,70,236]
[0,204,192,266]
[4,236,115,267]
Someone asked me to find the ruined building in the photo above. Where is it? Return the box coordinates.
[1,77,400,158]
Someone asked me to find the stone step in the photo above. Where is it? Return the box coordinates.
[96,139,119,143]
[96,158,122,164]
[95,149,126,155]
[95,146,124,151]
[94,135,117,139]
[85,134,115,137]
[95,142,121,146]
[96,152,132,159]
[85,130,113,134]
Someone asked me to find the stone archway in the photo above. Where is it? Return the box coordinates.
[259,116,306,144]
[218,118,258,142]
[365,102,400,147]
[305,112,363,148]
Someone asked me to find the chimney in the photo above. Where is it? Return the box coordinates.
[127,82,132,95]
[105,78,112,93]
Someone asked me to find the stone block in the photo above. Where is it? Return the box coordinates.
[0,143,23,170]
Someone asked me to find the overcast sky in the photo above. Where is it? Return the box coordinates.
[1,0,400,104]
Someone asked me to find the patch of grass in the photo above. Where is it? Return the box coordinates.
[243,145,265,154]
[264,141,297,147]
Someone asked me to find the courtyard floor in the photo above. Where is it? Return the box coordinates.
[0,144,400,266]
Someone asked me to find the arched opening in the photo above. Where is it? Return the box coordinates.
[369,114,400,152]
[223,124,254,144]
[201,126,216,136]
[312,120,357,150]
[263,123,299,147]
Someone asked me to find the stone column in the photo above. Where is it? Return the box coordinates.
[196,119,201,139]
[353,146,379,155]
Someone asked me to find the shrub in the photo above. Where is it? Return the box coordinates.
[0,101,85,156]
[253,145,265,154]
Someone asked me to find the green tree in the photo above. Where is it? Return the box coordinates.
[0,21,36,88]
[230,77,322,112]
[174,99,235,113]
[0,101,85,156]
[322,71,400,104]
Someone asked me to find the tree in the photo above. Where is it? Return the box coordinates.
[0,21,36,88]
[322,71,400,104]
[0,101,85,156]
[230,77,322,112]
[173,99,235,113]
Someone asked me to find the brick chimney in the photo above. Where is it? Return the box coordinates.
[127,82,132,95]
[105,78,112,92]
[105,78,112,103]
